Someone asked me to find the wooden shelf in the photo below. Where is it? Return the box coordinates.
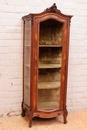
[38,101,59,110]
[38,82,60,89]
[39,45,62,47]
[25,64,61,69]
[38,64,61,69]
[25,82,60,89]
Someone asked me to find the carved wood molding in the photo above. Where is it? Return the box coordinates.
[44,3,61,13]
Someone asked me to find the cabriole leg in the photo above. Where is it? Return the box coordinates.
[63,109,68,124]
[28,111,33,127]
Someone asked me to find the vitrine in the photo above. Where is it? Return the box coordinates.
[21,3,72,127]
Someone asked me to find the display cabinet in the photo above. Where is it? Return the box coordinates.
[21,3,72,127]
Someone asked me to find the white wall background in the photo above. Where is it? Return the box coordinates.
[0,0,87,116]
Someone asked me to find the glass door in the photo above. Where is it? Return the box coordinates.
[38,19,63,110]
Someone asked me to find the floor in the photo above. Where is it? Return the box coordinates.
[0,110,87,130]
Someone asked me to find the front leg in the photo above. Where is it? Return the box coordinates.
[63,109,68,124]
[28,109,33,127]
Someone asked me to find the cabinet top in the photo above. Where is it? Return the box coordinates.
[22,3,73,20]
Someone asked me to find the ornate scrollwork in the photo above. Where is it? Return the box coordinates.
[44,3,61,13]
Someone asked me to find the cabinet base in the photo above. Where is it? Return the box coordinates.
[21,102,68,127]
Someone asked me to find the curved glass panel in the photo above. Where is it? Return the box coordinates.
[24,20,31,106]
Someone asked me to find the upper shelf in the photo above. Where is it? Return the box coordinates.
[25,64,61,69]
[39,45,62,47]
[25,45,62,47]
[38,64,61,69]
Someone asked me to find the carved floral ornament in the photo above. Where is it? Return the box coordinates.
[44,3,61,13]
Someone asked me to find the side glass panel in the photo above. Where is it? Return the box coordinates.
[38,19,63,110]
[24,20,31,106]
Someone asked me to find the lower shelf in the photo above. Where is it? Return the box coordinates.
[38,82,60,89]
[38,101,59,110]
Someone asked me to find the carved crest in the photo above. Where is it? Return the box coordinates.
[44,3,61,13]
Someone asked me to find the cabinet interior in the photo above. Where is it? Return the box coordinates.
[39,19,63,45]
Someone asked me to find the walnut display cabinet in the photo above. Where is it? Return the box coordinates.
[21,3,72,127]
